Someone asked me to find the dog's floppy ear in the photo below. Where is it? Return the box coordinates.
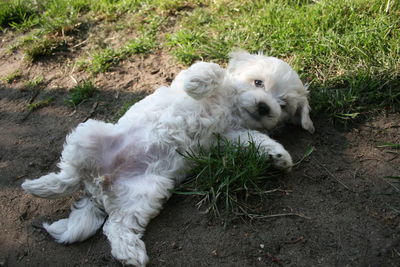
[298,100,315,134]
[285,90,314,134]
[293,96,315,134]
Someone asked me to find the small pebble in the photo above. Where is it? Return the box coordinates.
[211,249,218,256]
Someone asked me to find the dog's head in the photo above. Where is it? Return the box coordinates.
[228,50,314,133]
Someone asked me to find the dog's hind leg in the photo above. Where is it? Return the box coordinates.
[103,174,174,267]
[43,197,106,244]
[22,169,80,199]
[22,119,115,199]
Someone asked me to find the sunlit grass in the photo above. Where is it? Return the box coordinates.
[175,135,280,218]
[65,80,96,106]
[2,0,399,121]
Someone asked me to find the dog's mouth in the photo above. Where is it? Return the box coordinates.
[244,108,261,121]
[243,106,275,121]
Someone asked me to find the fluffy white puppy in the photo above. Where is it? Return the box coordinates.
[228,50,314,134]
[22,51,313,266]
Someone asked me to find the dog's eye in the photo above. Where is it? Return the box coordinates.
[254,80,264,88]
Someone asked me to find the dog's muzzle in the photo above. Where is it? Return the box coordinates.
[245,101,272,121]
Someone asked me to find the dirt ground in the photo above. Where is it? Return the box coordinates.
[1,35,400,266]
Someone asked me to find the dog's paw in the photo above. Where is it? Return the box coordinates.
[183,62,225,100]
[111,237,149,267]
[269,147,293,172]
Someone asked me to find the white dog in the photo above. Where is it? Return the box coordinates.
[22,50,313,266]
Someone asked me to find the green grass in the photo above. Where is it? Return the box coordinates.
[166,0,400,122]
[83,31,157,74]
[124,35,156,55]
[65,80,96,106]
[23,36,66,62]
[1,70,22,83]
[0,0,37,30]
[85,12,162,73]
[26,97,53,111]
[175,135,280,218]
[24,76,44,89]
[7,0,393,122]
[378,142,400,150]
[86,47,122,74]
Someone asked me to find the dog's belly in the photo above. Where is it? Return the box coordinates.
[93,127,162,183]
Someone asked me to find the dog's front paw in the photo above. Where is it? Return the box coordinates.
[269,147,293,172]
[183,62,225,100]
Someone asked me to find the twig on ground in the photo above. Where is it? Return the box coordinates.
[314,158,351,190]
[284,236,305,244]
[254,189,293,195]
[83,101,98,122]
[21,90,40,121]
[15,174,27,180]
[27,90,40,104]
[382,179,400,192]
[235,212,311,220]
[70,75,78,85]
[72,39,88,48]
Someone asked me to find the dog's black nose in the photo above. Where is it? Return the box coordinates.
[257,102,270,116]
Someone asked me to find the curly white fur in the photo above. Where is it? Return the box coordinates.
[22,51,313,266]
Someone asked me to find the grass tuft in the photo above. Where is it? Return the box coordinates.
[166,30,205,65]
[2,70,22,84]
[26,97,54,111]
[125,35,156,55]
[85,34,157,74]
[175,135,280,218]
[24,36,66,62]
[25,76,44,89]
[0,0,37,30]
[65,80,96,106]
[87,48,122,74]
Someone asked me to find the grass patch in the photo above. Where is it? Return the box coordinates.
[65,80,96,106]
[2,70,22,83]
[125,35,156,55]
[3,0,399,123]
[166,30,205,65]
[87,48,122,74]
[23,35,67,62]
[25,76,44,89]
[0,0,37,30]
[83,15,162,74]
[85,34,157,74]
[26,97,53,111]
[175,135,280,218]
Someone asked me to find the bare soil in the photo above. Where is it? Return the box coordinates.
[1,32,400,267]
